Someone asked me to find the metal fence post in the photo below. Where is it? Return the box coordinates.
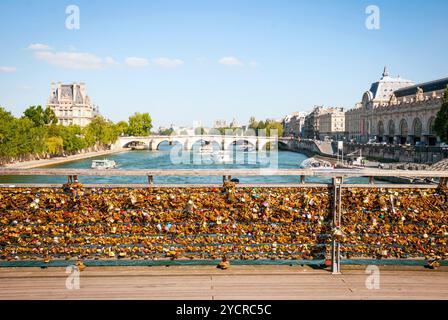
[331,176,343,274]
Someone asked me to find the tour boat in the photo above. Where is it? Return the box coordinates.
[91,159,117,169]
[300,157,332,169]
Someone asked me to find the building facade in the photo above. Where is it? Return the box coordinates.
[282,111,307,137]
[213,119,227,128]
[345,67,447,145]
[303,106,324,139]
[318,107,345,140]
[304,106,345,140]
[47,82,99,127]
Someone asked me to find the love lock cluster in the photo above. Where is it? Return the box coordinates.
[0,184,446,264]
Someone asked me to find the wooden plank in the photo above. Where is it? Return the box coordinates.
[0,266,446,300]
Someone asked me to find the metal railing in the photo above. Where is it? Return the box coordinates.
[0,168,447,273]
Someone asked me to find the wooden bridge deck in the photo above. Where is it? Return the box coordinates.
[0,266,447,300]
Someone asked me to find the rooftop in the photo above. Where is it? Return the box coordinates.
[394,77,448,98]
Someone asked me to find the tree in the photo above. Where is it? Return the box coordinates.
[23,106,57,126]
[115,121,129,136]
[126,112,152,136]
[84,116,118,146]
[44,136,64,155]
[159,127,174,136]
[60,125,87,152]
[434,86,448,143]
[248,116,258,130]
[194,127,206,135]
[0,107,17,159]
[266,121,284,137]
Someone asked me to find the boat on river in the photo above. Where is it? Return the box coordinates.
[300,157,332,169]
[91,159,117,169]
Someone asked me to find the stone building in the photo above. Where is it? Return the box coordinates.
[345,67,414,143]
[303,105,325,139]
[282,111,307,137]
[345,103,362,142]
[47,82,99,126]
[318,107,345,140]
[345,67,447,146]
[304,106,345,140]
[213,119,227,128]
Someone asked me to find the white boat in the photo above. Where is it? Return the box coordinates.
[91,159,116,169]
[300,157,332,169]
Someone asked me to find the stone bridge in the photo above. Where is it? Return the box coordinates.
[115,135,277,151]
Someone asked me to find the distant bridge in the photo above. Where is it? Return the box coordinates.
[115,135,278,151]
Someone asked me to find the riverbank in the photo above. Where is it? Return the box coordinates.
[2,148,124,169]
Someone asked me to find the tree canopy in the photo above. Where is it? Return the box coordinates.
[434,86,448,143]
[126,112,152,136]
[0,106,123,162]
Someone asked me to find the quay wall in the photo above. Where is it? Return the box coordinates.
[344,143,448,164]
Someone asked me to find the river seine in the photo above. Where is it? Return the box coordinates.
[0,143,369,184]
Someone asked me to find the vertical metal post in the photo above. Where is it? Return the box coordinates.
[331,176,343,274]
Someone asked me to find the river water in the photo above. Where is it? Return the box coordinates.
[0,143,369,184]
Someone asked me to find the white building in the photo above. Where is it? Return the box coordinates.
[47,82,99,127]
[318,108,345,140]
[282,111,308,137]
[345,67,447,145]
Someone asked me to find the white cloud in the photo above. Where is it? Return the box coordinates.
[219,56,243,66]
[27,43,52,51]
[153,57,184,68]
[105,56,119,66]
[125,57,149,67]
[0,66,16,73]
[34,51,103,69]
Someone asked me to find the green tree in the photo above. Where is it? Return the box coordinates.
[44,136,64,155]
[0,107,18,159]
[159,127,174,135]
[23,105,57,126]
[126,112,152,136]
[115,121,129,136]
[248,116,258,130]
[194,127,206,135]
[434,86,448,143]
[60,125,87,152]
[266,121,284,137]
[84,116,118,146]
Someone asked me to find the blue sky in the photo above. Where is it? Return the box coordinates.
[0,0,447,128]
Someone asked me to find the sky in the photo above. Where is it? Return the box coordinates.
[0,0,447,129]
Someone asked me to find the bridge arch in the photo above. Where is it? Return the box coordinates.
[122,140,149,149]
[190,139,222,151]
[225,139,257,151]
[155,139,184,150]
